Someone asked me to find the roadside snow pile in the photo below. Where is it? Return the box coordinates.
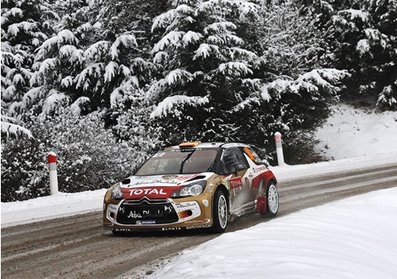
[1,189,107,228]
[316,104,397,159]
[271,152,397,182]
[150,187,397,279]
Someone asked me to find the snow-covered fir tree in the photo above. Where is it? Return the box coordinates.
[149,0,264,144]
[313,0,397,110]
[1,0,55,116]
[26,0,158,114]
[149,0,349,149]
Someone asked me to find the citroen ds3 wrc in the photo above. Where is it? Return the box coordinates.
[103,142,279,233]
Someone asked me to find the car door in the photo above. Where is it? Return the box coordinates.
[219,147,252,216]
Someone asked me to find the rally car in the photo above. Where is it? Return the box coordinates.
[103,142,279,233]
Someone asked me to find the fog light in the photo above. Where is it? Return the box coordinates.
[202,199,209,207]
[180,210,192,219]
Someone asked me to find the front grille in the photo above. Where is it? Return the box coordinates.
[123,198,168,205]
[116,202,178,225]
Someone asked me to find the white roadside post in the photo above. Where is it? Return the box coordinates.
[48,152,59,195]
[274,132,286,166]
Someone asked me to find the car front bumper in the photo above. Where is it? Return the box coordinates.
[103,194,214,231]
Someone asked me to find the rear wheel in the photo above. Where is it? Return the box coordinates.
[211,190,228,233]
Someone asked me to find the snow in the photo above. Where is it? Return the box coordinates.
[357,39,370,55]
[104,61,119,82]
[164,69,193,86]
[152,9,177,32]
[271,152,397,182]
[70,96,90,116]
[152,31,185,53]
[364,28,387,48]
[175,4,195,15]
[194,43,219,60]
[150,187,397,279]
[150,95,209,118]
[297,68,347,90]
[153,51,168,63]
[61,76,74,88]
[41,89,69,115]
[377,85,397,107]
[110,34,137,60]
[7,21,35,37]
[1,121,33,139]
[1,189,107,228]
[2,97,397,278]
[218,62,252,76]
[315,104,397,160]
[204,22,237,34]
[59,45,84,64]
[84,40,111,62]
[344,9,370,22]
[2,151,396,228]
[12,73,25,85]
[76,62,105,91]
[182,31,203,46]
[35,30,78,61]
[110,88,124,108]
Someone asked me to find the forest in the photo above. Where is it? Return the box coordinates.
[1,0,396,201]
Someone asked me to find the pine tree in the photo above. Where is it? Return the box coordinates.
[313,0,397,110]
[149,0,349,150]
[149,0,263,144]
[1,0,55,116]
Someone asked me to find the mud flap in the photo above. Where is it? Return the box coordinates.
[255,196,267,215]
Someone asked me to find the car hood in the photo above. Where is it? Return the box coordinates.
[120,173,213,199]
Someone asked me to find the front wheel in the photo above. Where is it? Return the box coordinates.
[211,190,228,233]
[266,183,279,217]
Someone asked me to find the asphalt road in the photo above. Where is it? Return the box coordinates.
[2,163,397,279]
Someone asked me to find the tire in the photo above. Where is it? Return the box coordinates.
[266,183,279,217]
[211,190,228,233]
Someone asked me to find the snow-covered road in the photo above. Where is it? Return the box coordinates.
[2,153,397,279]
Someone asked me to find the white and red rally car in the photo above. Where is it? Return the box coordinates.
[103,142,279,233]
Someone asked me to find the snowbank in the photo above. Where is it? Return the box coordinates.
[316,104,397,160]
[1,189,107,228]
[271,152,397,182]
[150,187,397,279]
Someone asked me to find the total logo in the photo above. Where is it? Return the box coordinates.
[129,188,167,196]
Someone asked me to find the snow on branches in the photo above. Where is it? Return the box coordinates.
[261,69,350,102]
[150,95,209,118]
[1,115,32,139]
[217,62,252,76]
[35,30,78,61]
[110,33,137,60]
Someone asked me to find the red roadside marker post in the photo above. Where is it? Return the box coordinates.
[48,152,59,195]
[274,132,286,166]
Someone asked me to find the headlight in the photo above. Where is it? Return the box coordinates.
[111,184,124,199]
[171,180,206,198]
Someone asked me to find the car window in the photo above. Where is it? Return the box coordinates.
[218,147,249,174]
[247,146,267,165]
[182,149,218,174]
[135,149,218,175]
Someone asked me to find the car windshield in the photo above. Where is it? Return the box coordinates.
[135,148,218,176]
